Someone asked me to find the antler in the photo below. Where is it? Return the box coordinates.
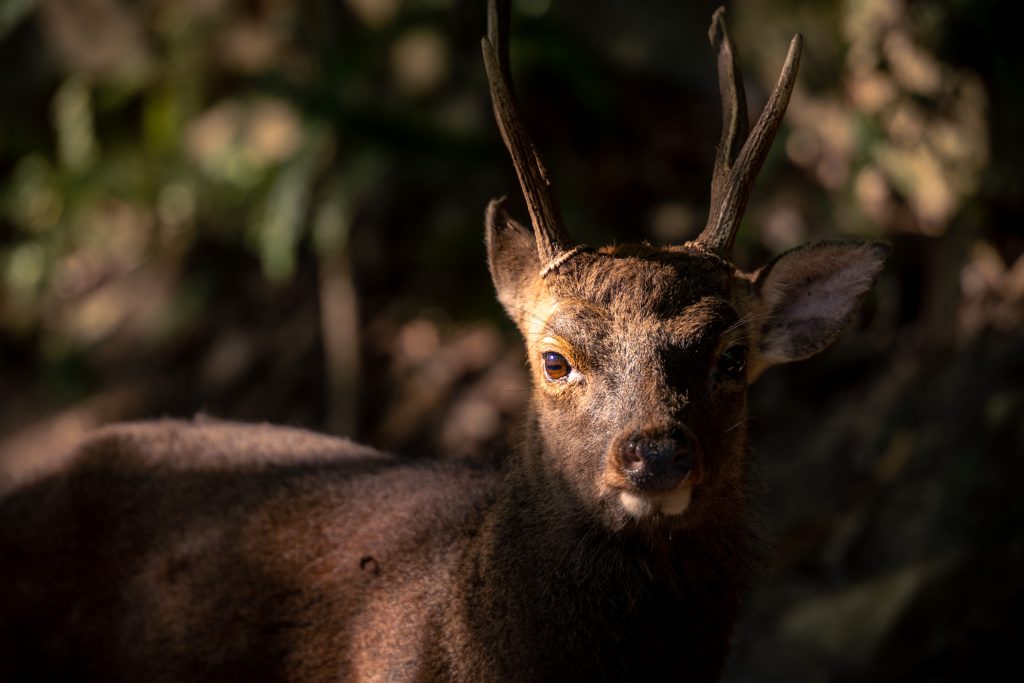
[481,0,576,267]
[695,7,802,259]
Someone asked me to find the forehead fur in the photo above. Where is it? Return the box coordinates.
[546,244,734,317]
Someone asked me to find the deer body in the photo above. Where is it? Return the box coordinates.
[1,3,888,681]
[1,421,495,681]
[1,415,745,682]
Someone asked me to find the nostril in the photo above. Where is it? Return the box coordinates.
[621,440,643,471]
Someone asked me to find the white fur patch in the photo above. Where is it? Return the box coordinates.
[620,491,655,518]
[619,486,693,519]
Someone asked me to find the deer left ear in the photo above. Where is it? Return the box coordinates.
[485,198,541,321]
[749,239,889,376]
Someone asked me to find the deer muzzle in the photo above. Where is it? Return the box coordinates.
[617,426,697,492]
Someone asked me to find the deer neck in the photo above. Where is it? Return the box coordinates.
[478,408,757,597]
[453,414,755,679]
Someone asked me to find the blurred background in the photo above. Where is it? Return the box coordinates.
[0,0,1021,679]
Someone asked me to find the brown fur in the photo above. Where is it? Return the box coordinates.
[1,6,890,679]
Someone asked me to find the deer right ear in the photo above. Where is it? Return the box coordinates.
[748,239,889,378]
[485,198,541,319]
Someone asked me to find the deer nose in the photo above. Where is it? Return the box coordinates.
[619,428,695,492]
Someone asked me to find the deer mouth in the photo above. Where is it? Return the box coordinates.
[618,480,695,519]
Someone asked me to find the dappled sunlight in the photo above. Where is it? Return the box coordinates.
[739,0,989,237]
[37,0,153,85]
[370,319,515,452]
[959,241,1024,341]
[186,98,305,186]
[345,0,400,29]
[391,27,450,97]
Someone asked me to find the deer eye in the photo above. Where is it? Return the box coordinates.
[716,345,747,381]
[542,352,571,380]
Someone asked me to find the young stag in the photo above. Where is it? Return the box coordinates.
[0,2,887,681]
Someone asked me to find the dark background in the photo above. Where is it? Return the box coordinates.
[1,0,1021,679]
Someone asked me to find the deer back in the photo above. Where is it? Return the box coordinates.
[0,419,498,681]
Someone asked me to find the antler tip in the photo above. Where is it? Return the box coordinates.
[486,0,498,44]
[781,33,803,76]
[789,32,803,55]
[709,7,728,46]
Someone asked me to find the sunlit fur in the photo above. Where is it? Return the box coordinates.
[0,203,885,681]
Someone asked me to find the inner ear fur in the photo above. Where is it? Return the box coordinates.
[750,239,889,374]
[485,198,541,322]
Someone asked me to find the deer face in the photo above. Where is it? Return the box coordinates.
[480,1,887,530]
[487,205,887,530]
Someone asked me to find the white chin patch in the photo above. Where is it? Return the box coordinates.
[619,491,656,518]
[619,486,692,519]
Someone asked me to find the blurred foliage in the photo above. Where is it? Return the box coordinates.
[1,0,1022,680]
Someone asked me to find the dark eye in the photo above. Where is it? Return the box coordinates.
[716,345,747,381]
[542,352,571,380]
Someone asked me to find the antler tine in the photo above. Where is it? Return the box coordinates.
[696,7,802,258]
[706,7,748,225]
[482,0,575,266]
[487,0,512,85]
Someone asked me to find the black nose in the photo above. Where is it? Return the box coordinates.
[619,428,694,491]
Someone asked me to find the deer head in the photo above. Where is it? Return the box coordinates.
[482,1,888,532]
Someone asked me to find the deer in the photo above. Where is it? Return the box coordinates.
[0,2,888,681]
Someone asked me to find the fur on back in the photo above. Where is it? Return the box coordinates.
[0,418,498,682]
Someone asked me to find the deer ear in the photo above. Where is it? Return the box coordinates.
[750,239,889,374]
[485,198,541,318]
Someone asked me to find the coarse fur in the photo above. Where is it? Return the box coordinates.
[0,4,889,681]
